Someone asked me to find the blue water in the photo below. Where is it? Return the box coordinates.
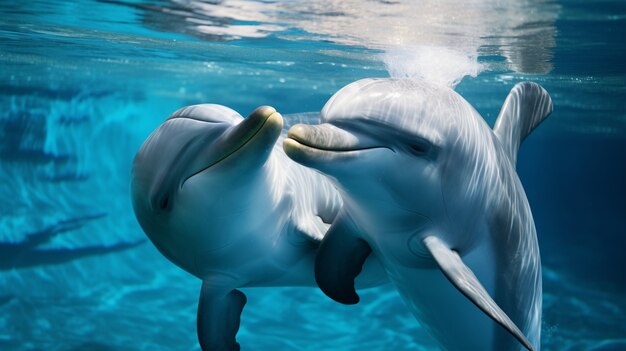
[1,1,625,350]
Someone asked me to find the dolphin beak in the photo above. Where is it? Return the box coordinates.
[226,106,283,145]
[284,123,386,167]
[287,123,362,151]
[182,106,283,186]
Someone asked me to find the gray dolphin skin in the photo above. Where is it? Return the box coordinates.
[130,104,386,351]
[284,79,552,351]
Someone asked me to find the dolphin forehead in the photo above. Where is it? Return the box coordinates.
[135,105,242,182]
[132,105,241,212]
[168,104,244,124]
[321,78,477,146]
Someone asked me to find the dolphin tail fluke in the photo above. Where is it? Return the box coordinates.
[423,236,535,351]
[493,82,553,167]
[315,217,372,305]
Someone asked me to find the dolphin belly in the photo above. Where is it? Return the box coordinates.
[379,235,520,351]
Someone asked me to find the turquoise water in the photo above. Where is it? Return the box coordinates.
[1,0,625,350]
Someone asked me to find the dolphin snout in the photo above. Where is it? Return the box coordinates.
[182,106,283,186]
[228,105,283,140]
[284,123,389,169]
[214,105,283,156]
[287,123,361,151]
[247,106,282,126]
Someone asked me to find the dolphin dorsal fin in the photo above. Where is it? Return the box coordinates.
[493,82,553,167]
[423,236,535,351]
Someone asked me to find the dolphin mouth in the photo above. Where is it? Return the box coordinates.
[283,124,393,163]
[284,137,384,154]
[285,123,388,154]
[182,106,282,187]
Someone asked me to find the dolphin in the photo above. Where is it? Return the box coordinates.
[284,79,552,351]
[130,104,386,351]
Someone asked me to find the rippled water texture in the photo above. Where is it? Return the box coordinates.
[1,1,625,350]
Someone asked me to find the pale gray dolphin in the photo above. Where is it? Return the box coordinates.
[131,104,386,351]
[284,79,552,351]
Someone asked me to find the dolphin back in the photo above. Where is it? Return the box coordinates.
[493,82,553,167]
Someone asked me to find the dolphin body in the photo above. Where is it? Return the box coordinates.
[131,104,386,351]
[284,79,552,351]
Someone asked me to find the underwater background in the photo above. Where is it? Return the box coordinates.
[0,0,625,350]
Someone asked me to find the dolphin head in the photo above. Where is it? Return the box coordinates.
[131,104,283,276]
[284,79,493,242]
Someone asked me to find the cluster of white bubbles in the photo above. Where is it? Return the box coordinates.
[382,46,483,89]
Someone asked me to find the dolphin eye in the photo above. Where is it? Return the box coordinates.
[150,192,172,212]
[160,197,170,210]
[410,144,426,154]
[407,142,429,156]
[154,194,172,211]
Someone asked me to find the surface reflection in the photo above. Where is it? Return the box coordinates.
[115,0,559,74]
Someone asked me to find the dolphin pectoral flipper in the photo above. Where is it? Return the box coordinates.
[197,281,247,351]
[423,236,534,351]
[315,217,371,305]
